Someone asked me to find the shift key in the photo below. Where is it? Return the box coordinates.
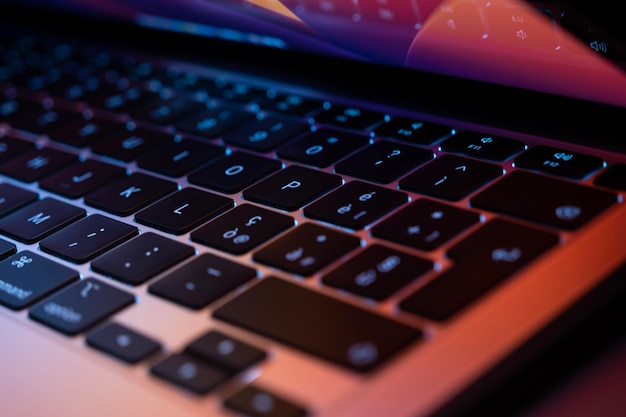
[213,277,421,372]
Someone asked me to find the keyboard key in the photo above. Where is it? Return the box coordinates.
[213,80,264,103]
[39,214,138,263]
[398,154,503,201]
[335,140,433,183]
[313,104,385,131]
[373,117,453,146]
[0,237,17,261]
[190,204,294,255]
[150,353,229,395]
[224,385,307,417]
[303,180,408,230]
[399,219,559,320]
[255,90,323,116]
[149,253,257,309]
[29,277,135,335]
[0,250,79,310]
[322,244,432,300]
[276,128,369,167]
[91,127,172,162]
[46,116,124,147]
[185,330,266,374]
[253,223,360,276]
[136,139,224,178]
[0,133,36,162]
[243,165,342,211]
[188,151,281,194]
[175,107,254,138]
[594,163,626,191]
[0,183,38,217]
[371,198,480,250]
[514,145,604,179]
[0,146,78,182]
[471,171,617,229]
[91,232,195,285]
[440,131,525,161]
[9,106,76,135]
[134,187,233,235]
[223,116,308,152]
[214,276,422,372]
[0,197,85,243]
[85,172,177,216]
[130,96,205,125]
[86,322,161,363]
[39,159,126,199]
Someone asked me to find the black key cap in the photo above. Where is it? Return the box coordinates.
[130,97,205,125]
[137,139,225,178]
[335,140,433,183]
[373,117,453,146]
[0,238,17,261]
[322,244,432,300]
[91,232,195,285]
[440,131,525,161]
[188,151,281,194]
[40,214,138,263]
[86,322,161,363]
[243,165,342,211]
[0,183,38,217]
[0,250,79,310]
[150,353,229,395]
[91,128,173,162]
[0,147,78,182]
[149,253,257,309]
[224,385,307,417]
[39,159,126,199]
[214,81,264,103]
[223,116,308,152]
[0,98,40,124]
[214,277,422,372]
[190,204,294,255]
[0,133,36,162]
[255,90,322,116]
[399,219,559,320]
[9,107,76,135]
[135,187,233,235]
[371,198,480,250]
[514,145,604,179]
[0,198,85,244]
[175,107,253,138]
[313,104,385,131]
[29,277,135,335]
[398,154,503,201]
[253,223,360,276]
[47,116,124,147]
[303,180,408,230]
[594,163,626,191]
[276,128,369,167]
[185,330,266,374]
[471,171,617,229]
[84,172,177,216]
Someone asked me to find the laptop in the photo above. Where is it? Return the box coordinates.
[0,1,624,416]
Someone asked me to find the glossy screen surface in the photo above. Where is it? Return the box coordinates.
[10,0,626,106]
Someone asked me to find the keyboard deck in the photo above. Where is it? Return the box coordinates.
[1,25,625,416]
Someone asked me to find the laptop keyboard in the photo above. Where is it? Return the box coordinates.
[0,27,623,414]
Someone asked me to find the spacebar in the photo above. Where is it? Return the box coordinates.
[213,277,422,372]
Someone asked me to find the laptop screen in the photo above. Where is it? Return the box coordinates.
[6,0,626,107]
